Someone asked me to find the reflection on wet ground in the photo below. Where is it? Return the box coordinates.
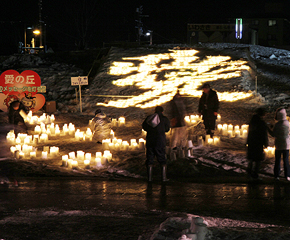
[1,179,290,225]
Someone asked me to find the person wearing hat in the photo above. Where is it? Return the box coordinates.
[142,106,171,182]
[198,84,219,137]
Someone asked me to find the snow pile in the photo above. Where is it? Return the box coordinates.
[149,214,290,240]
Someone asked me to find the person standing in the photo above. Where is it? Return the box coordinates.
[8,101,28,134]
[268,108,290,181]
[142,106,170,182]
[198,84,219,137]
[247,108,268,179]
[170,90,187,150]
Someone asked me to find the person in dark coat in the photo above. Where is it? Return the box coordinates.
[8,101,28,134]
[247,108,268,179]
[198,83,219,137]
[142,106,170,182]
[170,90,187,150]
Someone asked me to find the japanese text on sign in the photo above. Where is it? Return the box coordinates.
[5,75,36,84]
[0,86,46,93]
[71,76,88,86]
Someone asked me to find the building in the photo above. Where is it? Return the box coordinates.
[187,18,290,47]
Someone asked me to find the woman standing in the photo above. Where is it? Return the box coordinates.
[268,108,290,181]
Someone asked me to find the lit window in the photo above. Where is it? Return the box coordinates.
[268,20,277,26]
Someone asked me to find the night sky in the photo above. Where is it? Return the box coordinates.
[1,0,289,55]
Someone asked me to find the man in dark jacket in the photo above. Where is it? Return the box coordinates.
[247,108,268,179]
[142,106,170,182]
[170,90,187,150]
[198,84,219,137]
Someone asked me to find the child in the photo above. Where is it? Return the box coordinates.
[268,108,290,181]
[89,109,111,143]
[8,101,28,134]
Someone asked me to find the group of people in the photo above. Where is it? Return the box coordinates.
[247,107,290,181]
[142,83,220,182]
[8,84,289,184]
[143,84,290,183]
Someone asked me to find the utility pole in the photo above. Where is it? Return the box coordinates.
[135,6,149,45]
[38,0,43,49]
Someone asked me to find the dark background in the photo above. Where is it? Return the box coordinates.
[0,0,289,55]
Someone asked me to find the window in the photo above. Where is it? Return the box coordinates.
[268,34,277,40]
[268,20,277,26]
[251,20,259,25]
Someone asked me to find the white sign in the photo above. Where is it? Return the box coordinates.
[71,76,88,86]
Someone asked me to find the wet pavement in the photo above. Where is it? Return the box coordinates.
[1,179,290,239]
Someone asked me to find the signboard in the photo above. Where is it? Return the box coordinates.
[0,70,46,112]
[71,76,88,86]
[187,24,235,32]
[236,18,243,39]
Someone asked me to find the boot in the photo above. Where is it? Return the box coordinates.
[161,165,169,182]
[147,165,153,182]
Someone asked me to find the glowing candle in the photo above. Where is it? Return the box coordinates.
[118,117,125,127]
[110,130,115,139]
[69,152,76,159]
[95,152,102,159]
[139,138,146,150]
[61,155,68,166]
[63,124,69,135]
[10,146,16,154]
[16,145,22,151]
[207,138,213,145]
[103,150,112,161]
[96,157,102,167]
[77,151,85,160]
[71,160,78,169]
[228,124,233,131]
[235,130,241,138]
[115,143,120,151]
[217,114,221,122]
[112,138,117,144]
[217,124,223,134]
[86,128,93,141]
[130,139,137,146]
[34,125,41,134]
[85,153,92,161]
[15,137,21,144]
[228,130,234,138]
[50,114,55,122]
[241,124,249,131]
[50,147,59,157]
[67,159,73,168]
[18,151,25,159]
[242,129,248,138]
[42,151,48,159]
[30,151,36,158]
[213,136,220,145]
[84,160,90,169]
[102,139,110,150]
[234,125,240,132]
[121,141,129,151]
[112,118,117,127]
[109,143,114,150]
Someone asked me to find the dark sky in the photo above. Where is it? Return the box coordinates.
[1,0,289,54]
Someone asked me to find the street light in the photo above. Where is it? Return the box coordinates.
[33,29,41,35]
